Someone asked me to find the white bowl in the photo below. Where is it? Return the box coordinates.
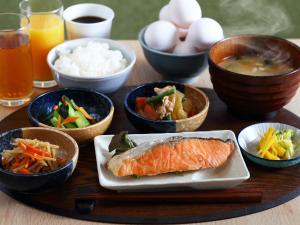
[238,122,300,168]
[47,38,136,94]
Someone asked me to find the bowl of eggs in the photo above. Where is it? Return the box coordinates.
[139,0,224,81]
[209,35,300,117]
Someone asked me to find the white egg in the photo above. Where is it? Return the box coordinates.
[186,18,224,50]
[159,4,171,21]
[173,41,197,55]
[169,0,202,29]
[144,21,178,51]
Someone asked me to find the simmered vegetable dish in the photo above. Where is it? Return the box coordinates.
[135,86,195,121]
[1,138,66,174]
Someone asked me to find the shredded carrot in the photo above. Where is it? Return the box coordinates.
[1,138,62,174]
[18,141,26,151]
[23,151,44,161]
[57,114,61,128]
[61,97,68,106]
[26,144,51,157]
[61,116,79,126]
[19,168,32,174]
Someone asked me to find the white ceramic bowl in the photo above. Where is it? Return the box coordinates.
[238,122,300,168]
[47,38,136,94]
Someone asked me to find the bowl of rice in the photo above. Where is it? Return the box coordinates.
[47,38,136,94]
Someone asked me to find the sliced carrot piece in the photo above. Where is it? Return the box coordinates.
[19,168,32,174]
[135,97,147,111]
[61,96,68,106]
[57,114,61,128]
[26,144,51,157]
[18,141,27,151]
[23,152,44,161]
[143,104,160,120]
[61,116,79,126]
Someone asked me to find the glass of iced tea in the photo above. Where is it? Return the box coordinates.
[0,13,33,107]
[20,0,64,88]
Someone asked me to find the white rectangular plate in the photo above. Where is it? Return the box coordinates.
[94,131,250,191]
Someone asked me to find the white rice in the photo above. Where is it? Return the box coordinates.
[54,42,128,77]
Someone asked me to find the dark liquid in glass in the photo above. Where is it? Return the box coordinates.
[72,16,106,23]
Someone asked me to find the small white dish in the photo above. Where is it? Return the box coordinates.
[94,131,250,191]
[63,3,114,39]
[238,122,300,168]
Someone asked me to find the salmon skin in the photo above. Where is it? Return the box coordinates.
[107,136,235,177]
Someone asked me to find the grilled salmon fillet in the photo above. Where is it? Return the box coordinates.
[107,137,234,177]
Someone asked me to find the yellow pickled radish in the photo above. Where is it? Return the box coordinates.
[264,151,280,160]
[259,133,277,157]
[273,143,286,157]
[258,127,275,150]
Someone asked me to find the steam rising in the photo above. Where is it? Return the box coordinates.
[219,0,293,65]
[241,42,292,65]
[220,0,291,36]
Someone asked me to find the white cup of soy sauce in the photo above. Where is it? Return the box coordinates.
[63,3,115,40]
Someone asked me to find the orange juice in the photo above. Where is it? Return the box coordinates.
[29,14,64,81]
[0,33,33,100]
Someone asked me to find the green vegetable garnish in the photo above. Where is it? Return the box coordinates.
[44,95,96,129]
[108,131,137,156]
[163,114,172,121]
[146,88,176,105]
[276,129,295,159]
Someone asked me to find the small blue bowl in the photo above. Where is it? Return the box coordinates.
[138,27,208,81]
[27,88,114,143]
[124,81,209,133]
[238,122,300,168]
[0,127,79,192]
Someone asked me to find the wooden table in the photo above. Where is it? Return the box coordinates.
[0,40,299,225]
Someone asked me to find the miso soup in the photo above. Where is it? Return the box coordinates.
[219,55,294,76]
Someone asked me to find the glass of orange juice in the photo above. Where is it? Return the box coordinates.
[20,0,64,88]
[0,13,33,107]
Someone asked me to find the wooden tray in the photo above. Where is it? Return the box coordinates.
[1,87,300,224]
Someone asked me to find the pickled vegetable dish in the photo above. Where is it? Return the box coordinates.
[40,95,96,128]
[257,128,296,160]
[135,86,195,121]
[1,138,66,174]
